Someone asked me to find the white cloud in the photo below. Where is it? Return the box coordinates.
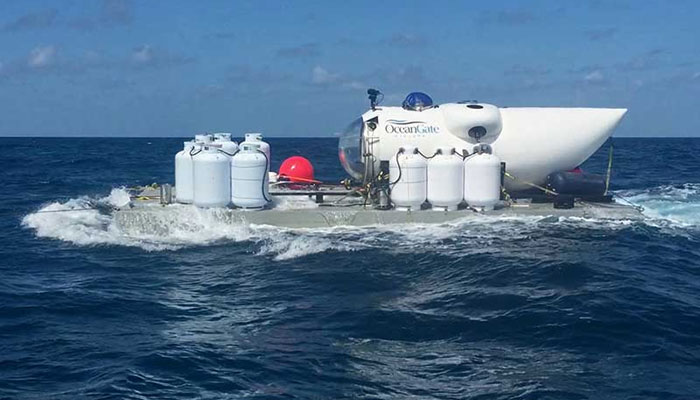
[311,65,340,85]
[693,72,700,80]
[28,46,56,68]
[129,44,192,69]
[310,66,366,91]
[343,81,365,90]
[131,45,153,64]
[584,69,605,83]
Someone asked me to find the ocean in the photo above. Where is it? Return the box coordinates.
[2,137,700,399]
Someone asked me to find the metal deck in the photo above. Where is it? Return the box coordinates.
[114,186,645,230]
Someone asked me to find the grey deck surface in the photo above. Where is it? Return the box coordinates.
[115,186,644,230]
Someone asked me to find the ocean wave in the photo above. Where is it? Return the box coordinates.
[21,189,355,258]
[21,185,700,259]
[615,183,700,226]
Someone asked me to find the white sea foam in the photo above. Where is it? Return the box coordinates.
[22,195,119,247]
[257,232,357,261]
[21,188,355,257]
[21,185,700,259]
[270,195,318,210]
[615,183,700,226]
[105,187,132,208]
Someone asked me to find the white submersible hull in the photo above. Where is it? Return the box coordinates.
[495,107,627,189]
[338,95,627,191]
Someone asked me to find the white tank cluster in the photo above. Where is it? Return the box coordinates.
[389,144,502,211]
[174,133,271,209]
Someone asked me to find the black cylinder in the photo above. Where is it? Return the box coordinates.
[547,171,606,196]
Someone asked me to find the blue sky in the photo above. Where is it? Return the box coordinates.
[0,0,698,137]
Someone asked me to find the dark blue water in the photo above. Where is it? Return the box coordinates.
[2,138,700,399]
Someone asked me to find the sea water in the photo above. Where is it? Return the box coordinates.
[2,137,700,399]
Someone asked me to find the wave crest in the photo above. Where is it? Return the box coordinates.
[21,184,700,258]
[616,183,700,226]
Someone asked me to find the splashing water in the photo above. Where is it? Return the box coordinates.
[20,183,700,260]
[616,183,700,226]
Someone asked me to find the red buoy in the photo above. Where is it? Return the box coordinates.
[278,156,320,184]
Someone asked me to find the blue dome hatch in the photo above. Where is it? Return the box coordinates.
[402,92,434,111]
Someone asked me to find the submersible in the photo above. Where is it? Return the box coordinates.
[115,89,641,230]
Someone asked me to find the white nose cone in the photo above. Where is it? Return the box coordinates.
[493,107,627,188]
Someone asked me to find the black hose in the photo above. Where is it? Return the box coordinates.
[418,148,472,160]
[416,149,438,159]
[218,148,238,157]
[390,148,471,189]
[258,149,272,203]
[389,151,403,187]
[189,147,202,157]
[462,152,478,161]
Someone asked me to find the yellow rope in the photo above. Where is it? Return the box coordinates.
[605,143,614,195]
[501,186,513,205]
[504,172,558,196]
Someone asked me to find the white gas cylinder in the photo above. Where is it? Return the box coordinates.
[464,145,502,211]
[241,133,270,169]
[213,133,232,141]
[193,145,231,208]
[213,133,238,156]
[427,146,464,211]
[231,143,270,209]
[175,141,198,204]
[194,134,214,144]
[389,146,427,211]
